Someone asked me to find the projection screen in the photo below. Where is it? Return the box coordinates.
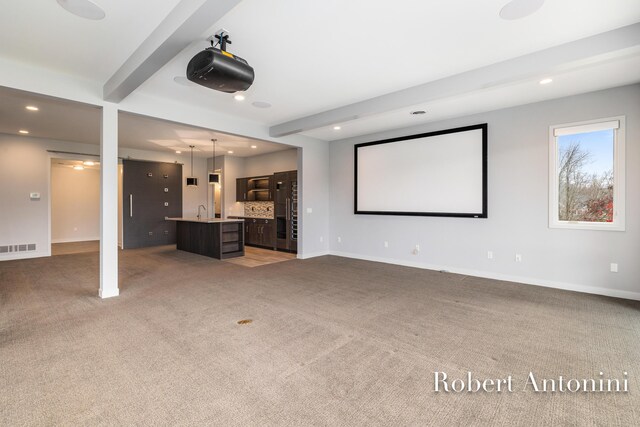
[354,124,487,217]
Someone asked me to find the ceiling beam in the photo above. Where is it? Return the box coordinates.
[103,0,241,103]
[269,23,640,137]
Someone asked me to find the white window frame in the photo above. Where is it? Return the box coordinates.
[549,116,625,231]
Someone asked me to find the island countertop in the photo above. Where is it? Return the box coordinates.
[165,217,244,223]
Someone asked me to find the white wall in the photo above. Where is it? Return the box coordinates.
[0,135,56,259]
[216,155,244,218]
[51,164,100,243]
[0,134,208,260]
[210,149,300,219]
[243,148,298,176]
[299,142,331,258]
[0,57,331,262]
[329,84,640,300]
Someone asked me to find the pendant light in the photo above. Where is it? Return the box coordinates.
[186,145,198,186]
[209,138,221,184]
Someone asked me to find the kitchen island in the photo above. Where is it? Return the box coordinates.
[166,218,244,259]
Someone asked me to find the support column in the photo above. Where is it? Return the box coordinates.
[99,103,119,298]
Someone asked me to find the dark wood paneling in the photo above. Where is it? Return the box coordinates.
[123,160,182,249]
[176,221,244,259]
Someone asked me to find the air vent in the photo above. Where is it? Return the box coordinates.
[0,243,36,254]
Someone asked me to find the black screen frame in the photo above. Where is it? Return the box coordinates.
[354,123,488,218]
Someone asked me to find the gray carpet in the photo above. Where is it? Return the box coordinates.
[1,246,638,426]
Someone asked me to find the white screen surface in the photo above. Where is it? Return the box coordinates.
[355,126,486,216]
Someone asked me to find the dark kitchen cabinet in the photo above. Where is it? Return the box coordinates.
[123,160,182,249]
[244,218,275,249]
[274,170,297,253]
[236,178,248,202]
[175,220,244,259]
[237,176,274,202]
[247,175,274,201]
[261,220,275,247]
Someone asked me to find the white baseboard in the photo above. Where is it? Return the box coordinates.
[52,237,100,244]
[298,250,331,260]
[329,250,640,302]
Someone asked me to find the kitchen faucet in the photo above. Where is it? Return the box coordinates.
[197,205,207,220]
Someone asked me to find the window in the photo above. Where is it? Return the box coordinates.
[549,117,625,231]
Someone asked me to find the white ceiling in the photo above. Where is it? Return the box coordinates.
[0,86,101,143]
[134,0,640,133]
[0,0,182,82]
[301,52,640,141]
[0,1,639,141]
[0,86,291,158]
[118,112,292,157]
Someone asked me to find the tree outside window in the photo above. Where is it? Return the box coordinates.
[549,117,625,231]
[557,129,613,222]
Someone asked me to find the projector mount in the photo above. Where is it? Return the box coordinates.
[209,29,231,52]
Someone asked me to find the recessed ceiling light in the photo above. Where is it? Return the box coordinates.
[25,106,39,111]
[333,126,341,130]
[410,110,426,115]
[57,0,106,20]
[252,101,272,109]
[83,161,95,166]
[250,145,257,149]
[73,165,85,170]
[18,130,29,134]
[175,150,182,154]
[228,150,234,154]
[539,78,553,85]
[234,94,245,101]
[499,0,544,20]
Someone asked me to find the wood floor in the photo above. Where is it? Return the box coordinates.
[51,242,295,267]
[51,240,100,256]
[224,246,296,267]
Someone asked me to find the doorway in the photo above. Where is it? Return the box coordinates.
[50,158,100,256]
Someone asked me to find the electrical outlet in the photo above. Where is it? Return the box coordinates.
[415,244,420,251]
[319,236,323,243]
[515,254,522,262]
[487,251,493,259]
[610,263,618,273]
[412,244,420,255]
[306,207,312,214]
[337,236,342,243]
[384,241,389,248]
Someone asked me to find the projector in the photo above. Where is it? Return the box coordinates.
[186,32,254,93]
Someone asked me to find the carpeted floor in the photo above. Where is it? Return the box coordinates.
[1,246,638,426]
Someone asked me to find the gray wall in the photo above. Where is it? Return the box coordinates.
[328,84,640,299]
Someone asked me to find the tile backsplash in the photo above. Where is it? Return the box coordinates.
[244,201,274,218]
